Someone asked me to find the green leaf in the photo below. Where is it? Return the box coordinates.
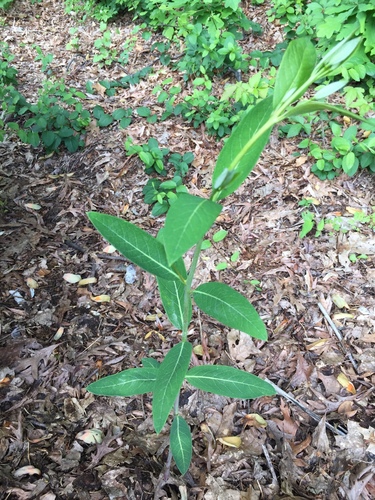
[98,114,114,127]
[153,342,192,433]
[64,135,80,152]
[212,97,274,201]
[342,151,357,175]
[157,276,191,330]
[193,282,267,340]
[163,194,222,266]
[87,367,157,397]
[163,26,174,40]
[136,106,151,117]
[142,358,160,369]
[170,415,192,475]
[299,211,315,238]
[212,230,228,242]
[29,131,40,148]
[317,36,361,73]
[186,365,276,399]
[273,38,316,108]
[215,262,228,271]
[112,108,128,120]
[42,130,57,148]
[87,212,180,281]
[314,80,348,100]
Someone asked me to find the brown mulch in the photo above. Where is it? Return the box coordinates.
[0,1,374,499]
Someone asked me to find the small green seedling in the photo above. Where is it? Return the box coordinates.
[86,35,372,476]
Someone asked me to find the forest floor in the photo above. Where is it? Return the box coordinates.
[0,1,374,499]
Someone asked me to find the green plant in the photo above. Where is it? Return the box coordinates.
[143,175,188,216]
[177,24,249,79]
[0,0,14,10]
[125,137,170,174]
[66,27,81,51]
[175,79,237,138]
[86,36,373,476]
[125,137,193,214]
[298,122,375,179]
[93,23,118,66]
[0,42,17,85]
[299,206,375,238]
[33,45,54,73]
[3,78,90,152]
[87,65,153,97]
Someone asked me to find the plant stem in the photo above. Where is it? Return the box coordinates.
[181,237,204,341]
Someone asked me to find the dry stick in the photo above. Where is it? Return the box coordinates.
[318,302,359,373]
[265,378,347,436]
[261,444,278,487]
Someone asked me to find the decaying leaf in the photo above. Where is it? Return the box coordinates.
[217,436,241,448]
[76,429,104,444]
[63,273,82,283]
[337,372,356,394]
[14,465,41,478]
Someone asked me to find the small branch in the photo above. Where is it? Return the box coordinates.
[318,302,359,373]
[262,444,278,487]
[266,378,347,436]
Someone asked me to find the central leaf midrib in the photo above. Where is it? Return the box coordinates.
[173,200,205,255]
[155,345,186,421]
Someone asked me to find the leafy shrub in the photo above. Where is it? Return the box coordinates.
[2,75,90,153]
[125,137,194,214]
[0,42,18,85]
[93,22,118,66]
[298,122,375,179]
[0,0,14,9]
[177,24,248,79]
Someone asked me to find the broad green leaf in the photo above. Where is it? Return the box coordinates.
[87,212,180,281]
[193,282,267,340]
[157,228,187,281]
[186,365,276,399]
[157,276,191,330]
[153,342,192,433]
[142,358,160,369]
[212,97,274,201]
[273,38,316,108]
[87,367,157,397]
[170,415,192,475]
[163,194,222,266]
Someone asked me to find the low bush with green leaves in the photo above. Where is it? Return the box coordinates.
[125,137,194,215]
[86,35,373,476]
[0,0,14,10]
[2,75,91,153]
[298,122,375,179]
[93,22,118,66]
[176,24,249,79]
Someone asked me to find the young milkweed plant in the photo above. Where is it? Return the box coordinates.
[86,34,373,475]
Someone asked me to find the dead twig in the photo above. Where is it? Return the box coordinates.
[265,378,347,436]
[318,302,359,373]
